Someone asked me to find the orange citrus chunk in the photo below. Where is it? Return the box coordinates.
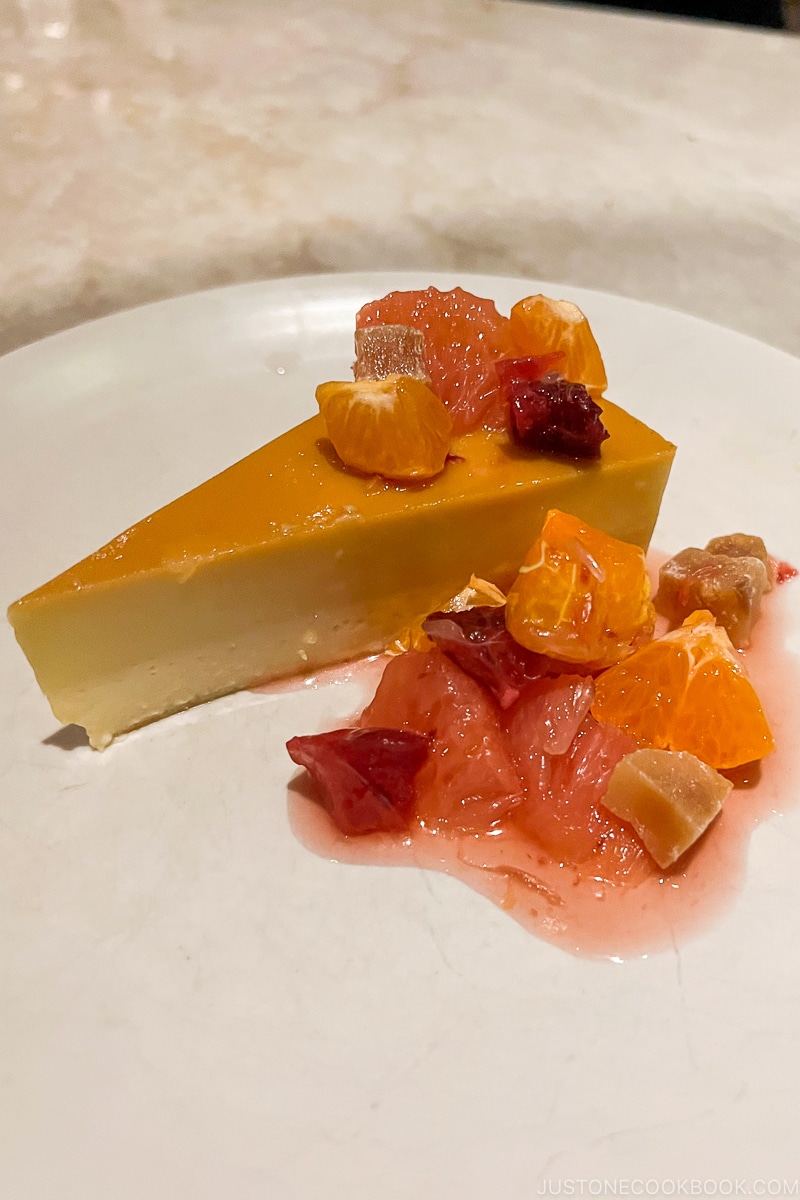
[316,375,452,481]
[591,610,775,770]
[602,748,732,869]
[509,295,608,398]
[505,509,655,668]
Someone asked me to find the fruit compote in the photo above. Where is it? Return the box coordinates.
[287,287,799,960]
[286,544,799,960]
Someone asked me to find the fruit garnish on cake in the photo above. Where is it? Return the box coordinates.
[7,286,674,750]
[284,286,796,955]
[288,512,790,952]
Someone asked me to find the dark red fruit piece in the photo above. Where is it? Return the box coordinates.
[421,605,548,709]
[286,727,430,836]
[775,559,798,585]
[497,362,610,459]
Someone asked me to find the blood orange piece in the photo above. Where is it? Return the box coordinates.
[360,648,523,831]
[287,727,430,836]
[356,287,516,435]
[421,605,547,709]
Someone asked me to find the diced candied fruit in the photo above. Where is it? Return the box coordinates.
[705,532,774,588]
[655,546,769,648]
[354,325,428,382]
[316,375,452,481]
[505,509,655,668]
[360,648,523,831]
[602,748,733,869]
[421,605,548,709]
[286,727,430,836]
[509,295,608,398]
[591,611,774,770]
[496,363,610,459]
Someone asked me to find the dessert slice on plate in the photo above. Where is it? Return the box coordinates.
[7,290,675,749]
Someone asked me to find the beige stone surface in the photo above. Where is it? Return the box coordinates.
[1,0,799,356]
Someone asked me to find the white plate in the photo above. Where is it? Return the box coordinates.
[2,273,800,1198]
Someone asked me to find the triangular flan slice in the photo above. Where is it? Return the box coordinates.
[8,404,674,748]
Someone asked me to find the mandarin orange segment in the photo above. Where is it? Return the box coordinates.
[591,611,775,770]
[509,295,608,398]
[355,287,517,434]
[316,375,453,481]
[504,509,655,668]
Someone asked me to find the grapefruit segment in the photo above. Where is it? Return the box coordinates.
[360,648,523,831]
[508,713,644,872]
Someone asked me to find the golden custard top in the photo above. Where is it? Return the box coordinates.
[13,403,674,602]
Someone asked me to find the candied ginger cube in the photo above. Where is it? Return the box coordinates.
[354,325,428,382]
[705,532,775,590]
[602,748,732,869]
[655,546,768,648]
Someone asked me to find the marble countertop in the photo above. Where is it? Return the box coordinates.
[1,0,799,358]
